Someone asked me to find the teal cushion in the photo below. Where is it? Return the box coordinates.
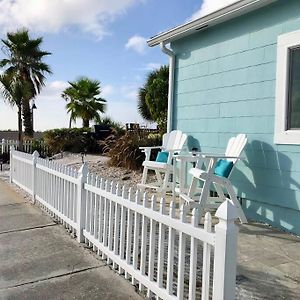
[155,151,169,163]
[214,159,233,178]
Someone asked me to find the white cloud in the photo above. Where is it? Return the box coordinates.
[121,85,139,101]
[190,0,239,20]
[101,84,115,98]
[0,0,140,39]
[144,63,161,71]
[105,101,143,125]
[47,80,69,91]
[125,35,147,54]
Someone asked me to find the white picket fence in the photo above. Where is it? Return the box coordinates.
[1,138,47,154]
[1,139,18,154]
[10,149,239,300]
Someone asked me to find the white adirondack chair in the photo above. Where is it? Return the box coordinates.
[180,134,247,223]
[138,130,187,196]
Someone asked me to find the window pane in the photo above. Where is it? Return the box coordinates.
[288,48,300,129]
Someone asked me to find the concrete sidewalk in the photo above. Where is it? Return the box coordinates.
[0,180,142,300]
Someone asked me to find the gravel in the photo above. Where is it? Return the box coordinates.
[53,152,149,189]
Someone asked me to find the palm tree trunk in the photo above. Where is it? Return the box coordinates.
[17,104,23,151]
[23,100,33,137]
[82,119,89,128]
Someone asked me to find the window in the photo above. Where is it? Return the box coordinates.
[275,30,300,144]
[287,47,300,129]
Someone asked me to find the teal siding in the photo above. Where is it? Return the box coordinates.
[171,0,300,235]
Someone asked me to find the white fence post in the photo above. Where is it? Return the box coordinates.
[212,200,238,300]
[1,138,5,154]
[9,146,15,183]
[77,162,88,243]
[32,150,40,204]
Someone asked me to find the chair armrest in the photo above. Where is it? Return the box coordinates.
[174,155,198,163]
[139,146,162,151]
[139,146,162,162]
[202,154,245,160]
[168,149,185,155]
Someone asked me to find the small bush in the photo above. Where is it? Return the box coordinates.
[43,128,99,155]
[31,139,50,158]
[101,130,162,170]
[101,117,125,136]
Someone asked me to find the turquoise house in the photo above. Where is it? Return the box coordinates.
[148,0,300,236]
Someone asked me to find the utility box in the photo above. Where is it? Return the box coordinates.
[91,125,112,140]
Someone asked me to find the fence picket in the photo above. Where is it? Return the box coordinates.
[98,178,105,245]
[202,212,212,300]
[67,167,72,222]
[132,190,141,285]
[93,176,100,250]
[157,197,166,289]
[177,205,188,300]
[139,192,149,292]
[102,180,110,260]
[166,201,176,296]
[118,185,128,274]
[189,208,200,300]
[113,183,122,269]
[108,181,116,264]
[90,174,96,238]
[147,194,157,298]
[125,187,134,280]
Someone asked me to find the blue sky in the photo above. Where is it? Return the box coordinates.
[0,0,236,131]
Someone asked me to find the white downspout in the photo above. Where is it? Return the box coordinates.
[160,42,175,133]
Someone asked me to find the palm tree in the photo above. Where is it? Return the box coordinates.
[62,77,107,128]
[137,65,169,133]
[137,87,154,122]
[0,29,51,137]
[0,73,31,148]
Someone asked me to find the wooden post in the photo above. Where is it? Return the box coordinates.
[212,200,239,300]
[32,150,40,204]
[77,163,88,243]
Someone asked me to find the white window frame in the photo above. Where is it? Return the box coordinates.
[275,29,300,144]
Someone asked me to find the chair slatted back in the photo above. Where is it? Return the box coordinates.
[162,130,187,152]
[225,134,247,164]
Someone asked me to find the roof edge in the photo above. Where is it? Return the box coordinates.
[147,0,277,47]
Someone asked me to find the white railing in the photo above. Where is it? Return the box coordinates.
[10,149,238,300]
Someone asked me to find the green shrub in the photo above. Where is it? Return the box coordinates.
[101,117,125,136]
[31,139,50,158]
[102,130,162,170]
[43,128,99,155]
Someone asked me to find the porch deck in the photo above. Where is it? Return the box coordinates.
[236,222,300,299]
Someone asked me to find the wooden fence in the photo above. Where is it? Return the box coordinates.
[10,149,239,300]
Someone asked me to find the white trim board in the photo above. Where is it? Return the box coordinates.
[274,29,300,145]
